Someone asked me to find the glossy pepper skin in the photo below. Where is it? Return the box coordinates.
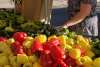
[40,52,53,67]
[64,56,77,67]
[31,39,43,53]
[48,38,60,46]
[0,37,7,42]
[13,32,27,43]
[43,41,66,61]
[12,41,24,55]
[42,41,66,67]
[53,59,68,67]
[74,45,86,56]
[50,45,66,61]
[58,35,67,45]
[43,42,51,54]
[35,34,47,44]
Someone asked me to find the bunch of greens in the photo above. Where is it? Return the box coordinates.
[0,9,76,37]
[0,9,25,37]
[91,38,100,57]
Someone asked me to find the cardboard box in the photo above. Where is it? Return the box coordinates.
[21,0,53,21]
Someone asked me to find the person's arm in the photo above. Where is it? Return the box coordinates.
[63,3,92,28]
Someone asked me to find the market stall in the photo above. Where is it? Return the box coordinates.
[0,0,100,67]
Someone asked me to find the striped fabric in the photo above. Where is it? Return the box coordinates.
[67,0,98,36]
[67,0,97,17]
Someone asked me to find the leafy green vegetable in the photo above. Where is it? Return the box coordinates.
[91,38,100,57]
[0,20,7,29]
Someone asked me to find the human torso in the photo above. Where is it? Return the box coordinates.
[67,0,97,18]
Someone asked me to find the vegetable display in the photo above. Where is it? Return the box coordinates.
[0,9,100,67]
[0,32,99,67]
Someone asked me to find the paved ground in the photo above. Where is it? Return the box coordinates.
[52,0,68,8]
[0,0,15,8]
[52,0,100,11]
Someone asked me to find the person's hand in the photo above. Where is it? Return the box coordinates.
[53,26,63,31]
[53,25,68,31]
[62,25,68,28]
[63,21,78,27]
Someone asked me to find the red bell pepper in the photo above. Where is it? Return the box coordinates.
[31,39,43,53]
[53,59,68,67]
[43,41,66,60]
[74,45,86,56]
[13,32,27,42]
[64,56,77,67]
[12,41,24,55]
[50,45,66,61]
[0,37,7,42]
[48,38,60,46]
[40,52,53,67]
[43,42,52,54]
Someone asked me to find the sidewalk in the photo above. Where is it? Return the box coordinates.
[52,0,68,9]
[0,0,15,8]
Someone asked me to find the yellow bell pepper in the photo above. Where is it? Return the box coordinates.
[4,65,11,67]
[76,56,93,66]
[76,35,91,50]
[66,38,74,46]
[85,50,95,58]
[23,63,33,67]
[33,62,42,67]
[48,35,57,41]
[35,34,47,44]
[93,58,100,67]
[58,35,67,45]
[29,54,39,63]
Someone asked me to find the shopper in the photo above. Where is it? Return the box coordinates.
[51,0,98,37]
